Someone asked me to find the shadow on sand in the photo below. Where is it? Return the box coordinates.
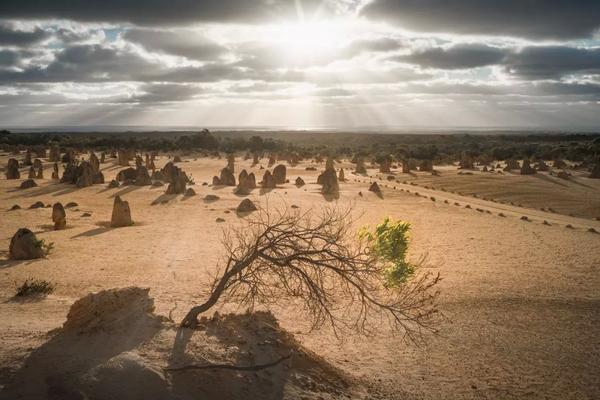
[169,312,294,400]
[321,191,341,202]
[151,193,178,205]
[71,226,113,239]
[8,182,79,199]
[109,184,144,198]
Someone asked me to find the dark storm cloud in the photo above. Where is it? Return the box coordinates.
[0,43,307,83]
[0,0,343,25]
[391,44,600,79]
[400,81,600,98]
[0,49,19,66]
[505,46,600,80]
[343,37,404,55]
[0,44,176,82]
[395,44,506,70]
[123,29,227,60]
[0,23,50,45]
[361,0,600,39]
[0,48,40,67]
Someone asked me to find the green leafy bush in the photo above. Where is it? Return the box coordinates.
[34,239,54,255]
[360,217,415,287]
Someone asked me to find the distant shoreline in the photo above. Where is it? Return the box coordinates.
[4,126,600,135]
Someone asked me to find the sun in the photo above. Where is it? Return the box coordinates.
[271,20,345,60]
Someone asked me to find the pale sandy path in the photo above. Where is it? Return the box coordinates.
[359,174,600,231]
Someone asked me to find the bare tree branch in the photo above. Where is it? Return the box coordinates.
[181,204,441,343]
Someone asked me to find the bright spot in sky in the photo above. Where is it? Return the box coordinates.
[268,20,347,60]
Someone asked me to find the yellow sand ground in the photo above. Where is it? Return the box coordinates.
[1,153,599,399]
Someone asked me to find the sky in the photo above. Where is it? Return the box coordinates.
[0,0,600,129]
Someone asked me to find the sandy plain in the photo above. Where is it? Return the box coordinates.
[1,152,599,399]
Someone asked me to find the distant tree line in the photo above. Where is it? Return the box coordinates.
[1,129,599,163]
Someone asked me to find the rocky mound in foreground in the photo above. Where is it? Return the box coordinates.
[1,287,362,400]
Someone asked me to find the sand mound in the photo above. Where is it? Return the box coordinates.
[81,351,170,400]
[63,287,157,334]
[168,311,354,400]
[1,288,357,400]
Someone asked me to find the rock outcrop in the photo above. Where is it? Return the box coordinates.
[553,159,567,169]
[20,179,37,189]
[418,160,433,172]
[226,154,235,173]
[51,163,59,179]
[535,160,550,172]
[379,161,391,173]
[134,166,152,186]
[355,158,367,174]
[295,177,305,187]
[116,167,137,182]
[369,182,382,194]
[237,199,258,213]
[33,158,43,170]
[110,196,133,227]
[117,150,131,166]
[23,150,32,166]
[402,159,410,173]
[218,168,236,186]
[520,159,537,175]
[273,164,287,184]
[61,161,104,187]
[458,154,474,169]
[165,169,188,194]
[49,145,60,162]
[261,170,276,189]
[9,228,45,260]
[6,158,20,179]
[52,202,67,230]
[504,159,520,171]
[317,167,339,195]
[236,169,255,195]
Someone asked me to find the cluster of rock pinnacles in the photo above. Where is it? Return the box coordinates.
[6,145,599,262]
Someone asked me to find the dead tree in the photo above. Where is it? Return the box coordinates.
[181,206,441,341]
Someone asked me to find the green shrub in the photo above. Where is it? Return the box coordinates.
[359,217,415,287]
[34,239,54,255]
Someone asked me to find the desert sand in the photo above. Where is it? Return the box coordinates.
[1,151,599,399]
